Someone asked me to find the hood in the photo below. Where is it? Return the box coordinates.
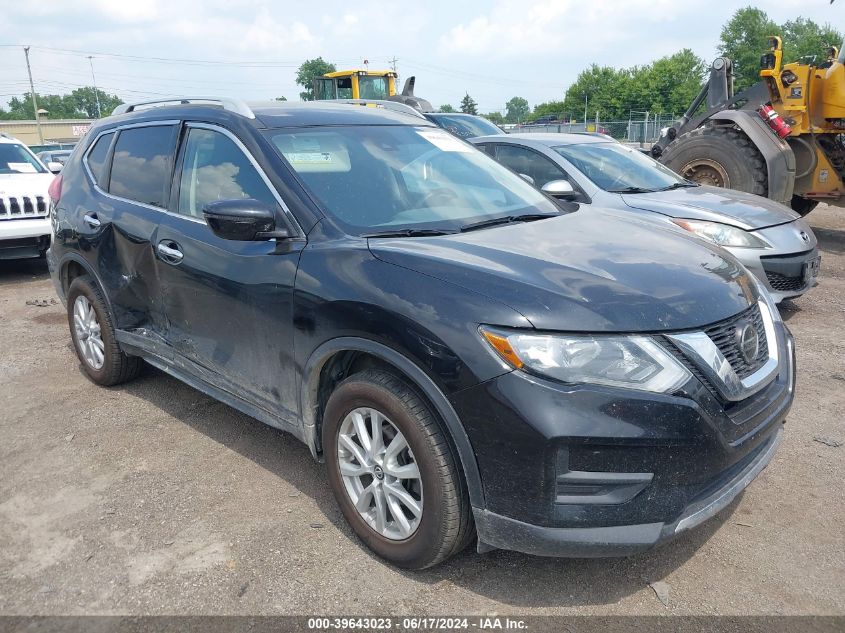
[369,208,757,333]
[0,172,54,198]
[621,185,798,230]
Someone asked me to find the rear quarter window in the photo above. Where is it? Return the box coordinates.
[108,125,177,208]
[85,132,114,187]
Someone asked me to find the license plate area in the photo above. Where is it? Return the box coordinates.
[804,256,821,282]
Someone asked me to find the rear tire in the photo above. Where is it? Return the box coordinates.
[323,369,474,569]
[790,195,819,217]
[67,275,142,386]
[660,124,768,196]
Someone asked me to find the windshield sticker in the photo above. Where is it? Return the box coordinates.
[285,151,333,164]
[416,129,473,153]
[7,162,37,173]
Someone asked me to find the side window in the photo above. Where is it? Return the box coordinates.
[109,126,176,208]
[495,145,568,188]
[176,128,278,219]
[85,132,114,187]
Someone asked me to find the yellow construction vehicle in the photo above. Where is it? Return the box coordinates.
[313,70,434,112]
[654,36,845,215]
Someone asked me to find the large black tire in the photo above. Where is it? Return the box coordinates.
[660,124,768,197]
[790,195,819,217]
[323,369,474,569]
[67,275,142,386]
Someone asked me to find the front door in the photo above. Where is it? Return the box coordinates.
[154,124,304,421]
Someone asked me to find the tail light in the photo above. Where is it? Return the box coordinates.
[758,104,791,139]
[47,174,63,204]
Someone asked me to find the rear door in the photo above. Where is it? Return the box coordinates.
[81,123,178,340]
[154,123,304,420]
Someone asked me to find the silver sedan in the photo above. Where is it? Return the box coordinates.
[471,133,820,303]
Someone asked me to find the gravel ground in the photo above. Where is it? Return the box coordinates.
[0,205,843,617]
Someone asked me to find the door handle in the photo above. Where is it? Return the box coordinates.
[157,241,184,264]
[83,213,101,228]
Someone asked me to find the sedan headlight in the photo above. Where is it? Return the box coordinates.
[671,219,770,248]
[480,327,691,393]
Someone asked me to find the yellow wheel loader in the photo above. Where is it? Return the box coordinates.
[313,70,433,112]
[653,36,845,216]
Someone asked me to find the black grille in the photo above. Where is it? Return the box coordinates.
[702,304,769,379]
[765,270,805,292]
[0,196,50,220]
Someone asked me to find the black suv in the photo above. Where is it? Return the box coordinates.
[48,98,795,569]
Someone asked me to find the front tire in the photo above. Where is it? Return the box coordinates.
[67,275,142,386]
[323,369,474,569]
[660,124,768,196]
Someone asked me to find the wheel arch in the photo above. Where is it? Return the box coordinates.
[706,110,796,204]
[300,337,485,509]
[59,254,115,317]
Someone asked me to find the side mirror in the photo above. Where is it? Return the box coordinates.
[541,179,577,199]
[518,173,535,185]
[202,199,289,241]
[47,161,63,174]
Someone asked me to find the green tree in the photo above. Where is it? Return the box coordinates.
[68,87,123,118]
[561,65,634,121]
[484,111,505,124]
[4,89,122,119]
[438,104,456,113]
[296,57,336,101]
[459,93,478,115]
[275,96,288,101]
[505,96,530,123]
[781,17,843,64]
[629,49,707,116]
[718,7,782,90]
[533,100,568,120]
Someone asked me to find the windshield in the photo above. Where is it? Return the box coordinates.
[358,76,389,99]
[430,114,505,139]
[0,143,47,175]
[554,142,689,193]
[266,125,558,234]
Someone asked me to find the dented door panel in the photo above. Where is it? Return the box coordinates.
[154,213,303,419]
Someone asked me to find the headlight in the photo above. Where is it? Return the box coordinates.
[671,219,770,248]
[480,327,691,393]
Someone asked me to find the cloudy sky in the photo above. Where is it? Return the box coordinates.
[1,0,840,115]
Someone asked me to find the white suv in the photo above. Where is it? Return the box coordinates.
[0,133,55,259]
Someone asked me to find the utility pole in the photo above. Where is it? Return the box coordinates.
[389,56,398,73]
[23,46,44,144]
[87,56,102,118]
[583,93,588,129]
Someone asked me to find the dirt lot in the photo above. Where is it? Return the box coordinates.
[0,206,843,617]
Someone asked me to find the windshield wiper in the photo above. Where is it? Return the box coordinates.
[459,213,559,233]
[657,181,699,191]
[607,186,656,194]
[362,228,456,238]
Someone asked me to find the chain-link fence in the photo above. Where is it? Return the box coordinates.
[508,112,677,145]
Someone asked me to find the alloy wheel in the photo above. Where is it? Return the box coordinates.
[337,407,423,540]
[73,295,105,370]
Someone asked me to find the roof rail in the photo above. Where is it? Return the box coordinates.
[329,99,427,120]
[112,97,255,119]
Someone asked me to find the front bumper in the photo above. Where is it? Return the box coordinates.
[737,221,820,302]
[473,427,782,557]
[451,323,794,557]
[0,218,51,259]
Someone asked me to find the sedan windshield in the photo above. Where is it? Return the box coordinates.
[266,125,559,234]
[0,143,47,175]
[554,142,693,193]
